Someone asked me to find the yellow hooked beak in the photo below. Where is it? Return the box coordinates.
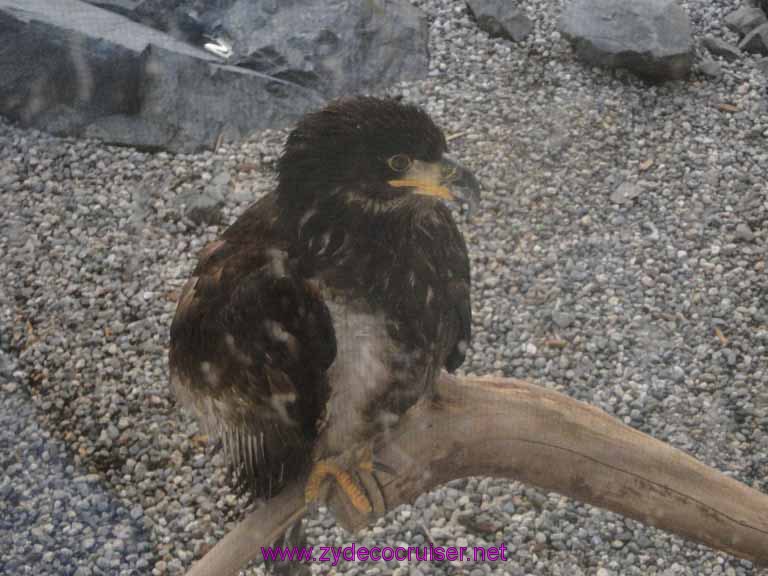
[389,156,481,211]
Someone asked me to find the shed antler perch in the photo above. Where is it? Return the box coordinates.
[184,373,768,576]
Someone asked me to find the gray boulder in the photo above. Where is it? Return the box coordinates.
[0,0,323,152]
[466,0,533,42]
[724,5,767,37]
[559,0,693,82]
[0,0,430,152]
[128,0,429,99]
[739,22,768,55]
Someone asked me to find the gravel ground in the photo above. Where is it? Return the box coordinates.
[1,0,767,575]
[0,350,154,575]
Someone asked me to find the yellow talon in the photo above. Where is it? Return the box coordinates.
[305,460,373,514]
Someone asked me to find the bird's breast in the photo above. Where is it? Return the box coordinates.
[316,296,429,455]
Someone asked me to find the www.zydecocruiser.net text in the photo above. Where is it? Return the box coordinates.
[261,543,510,566]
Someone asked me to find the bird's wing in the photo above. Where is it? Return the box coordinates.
[422,205,472,372]
[444,274,472,372]
[169,233,336,497]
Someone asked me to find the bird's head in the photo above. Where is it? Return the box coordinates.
[276,96,481,214]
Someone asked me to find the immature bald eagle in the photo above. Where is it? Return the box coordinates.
[169,96,479,512]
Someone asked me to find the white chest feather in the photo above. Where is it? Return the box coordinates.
[320,300,394,452]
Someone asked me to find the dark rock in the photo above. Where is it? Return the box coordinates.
[185,202,224,227]
[87,0,230,57]
[131,0,429,98]
[177,170,229,225]
[466,0,533,42]
[739,22,768,55]
[179,196,223,227]
[135,0,233,57]
[0,0,322,152]
[559,0,692,82]
[724,5,767,37]
[701,36,742,61]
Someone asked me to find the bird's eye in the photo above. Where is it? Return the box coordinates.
[387,154,412,173]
